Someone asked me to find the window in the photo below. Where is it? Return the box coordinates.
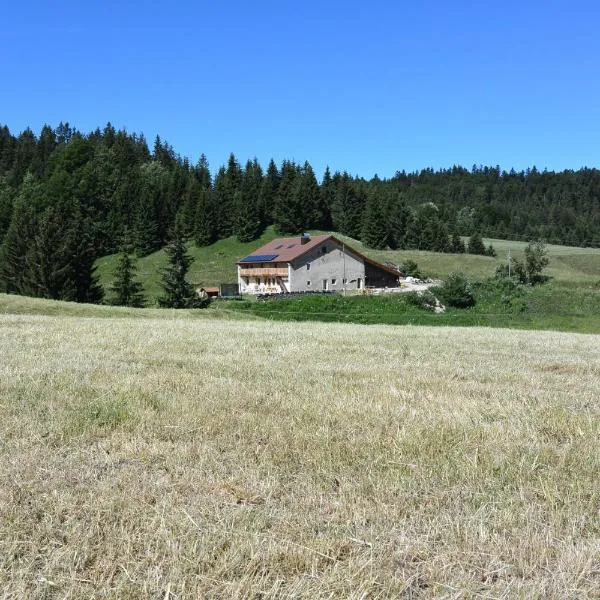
[342,278,347,284]
[321,246,328,254]
[307,280,311,286]
[331,278,337,285]
[306,263,311,270]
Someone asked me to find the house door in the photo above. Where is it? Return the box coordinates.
[322,279,328,291]
[357,278,362,289]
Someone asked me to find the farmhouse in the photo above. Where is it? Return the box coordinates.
[237,233,400,294]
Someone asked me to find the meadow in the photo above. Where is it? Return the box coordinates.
[2,304,600,598]
[95,228,600,303]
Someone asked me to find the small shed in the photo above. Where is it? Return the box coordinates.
[198,287,220,298]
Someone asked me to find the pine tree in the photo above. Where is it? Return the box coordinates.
[274,161,301,233]
[110,249,145,307]
[25,203,76,300]
[319,166,335,230]
[0,177,15,245]
[258,159,279,225]
[194,154,212,189]
[361,193,388,249]
[467,232,486,255]
[69,209,104,304]
[450,231,466,253]
[195,188,218,246]
[0,196,36,294]
[387,193,410,250]
[235,159,263,242]
[159,224,196,308]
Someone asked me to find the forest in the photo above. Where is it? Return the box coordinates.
[1,122,599,303]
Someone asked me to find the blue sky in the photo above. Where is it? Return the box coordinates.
[2,0,599,178]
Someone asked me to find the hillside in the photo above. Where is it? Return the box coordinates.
[2,310,600,598]
[96,227,600,303]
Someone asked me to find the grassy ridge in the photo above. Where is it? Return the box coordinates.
[96,228,600,303]
[2,312,600,597]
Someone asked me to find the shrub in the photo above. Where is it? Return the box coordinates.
[400,260,421,278]
[434,272,476,308]
[495,241,549,284]
[406,289,438,312]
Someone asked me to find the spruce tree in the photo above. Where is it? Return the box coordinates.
[467,232,486,255]
[274,161,301,233]
[258,159,279,226]
[361,193,388,249]
[450,231,466,253]
[110,249,145,307]
[159,224,196,308]
[0,196,36,294]
[319,166,335,230]
[69,210,104,304]
[195,188,217,246]
[235,159,263,242]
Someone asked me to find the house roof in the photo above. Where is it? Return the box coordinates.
[238,234,401,277]
[238,234,331,264]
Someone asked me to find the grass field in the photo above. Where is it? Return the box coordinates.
[95,228,600,304]
[2,306,600,598]
[225,279,600,334]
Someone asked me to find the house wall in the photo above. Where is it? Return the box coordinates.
[238,263,289,294]
[288,239,365,292]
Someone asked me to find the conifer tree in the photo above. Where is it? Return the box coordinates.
[361,193,388,249]
[258,159,279,225]
[159,224,196,308]
[0,178,15,245]
[319,166,335,230]
[0,196,36,294]
[195,187,217,246]
[69,210,104,304]
[387,193,410,249]
[235,159,263,242]
[26,203,76,300]
[110,247,145,307]
[274,161,301,233]
[194,154,212,189]
[450,231,466,253]
[467,232,486,255]
[300,161,328,229]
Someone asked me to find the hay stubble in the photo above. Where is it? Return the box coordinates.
[1,314,600,598]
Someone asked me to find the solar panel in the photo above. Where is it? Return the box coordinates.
[239,254,279,263]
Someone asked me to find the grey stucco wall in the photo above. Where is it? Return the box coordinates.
[288,239,365,292]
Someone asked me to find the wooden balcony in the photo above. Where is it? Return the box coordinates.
[239,267,288,277]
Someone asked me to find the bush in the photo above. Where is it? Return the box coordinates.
[495,241,549,284]
[434,272,476,308]
[406,289,438,312]
[399,260,421,278]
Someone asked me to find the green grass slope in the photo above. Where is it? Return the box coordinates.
[96,228,600,305]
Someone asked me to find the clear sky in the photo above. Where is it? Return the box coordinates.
[2,0,599,179]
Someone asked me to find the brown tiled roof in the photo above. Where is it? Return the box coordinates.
[237,235,400,277]
[237,235,331,263]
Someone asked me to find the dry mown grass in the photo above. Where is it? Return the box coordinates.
[1,313,600,598]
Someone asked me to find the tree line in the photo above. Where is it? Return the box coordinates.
[0,122,599,303]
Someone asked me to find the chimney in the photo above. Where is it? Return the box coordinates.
[301,232,311,245]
